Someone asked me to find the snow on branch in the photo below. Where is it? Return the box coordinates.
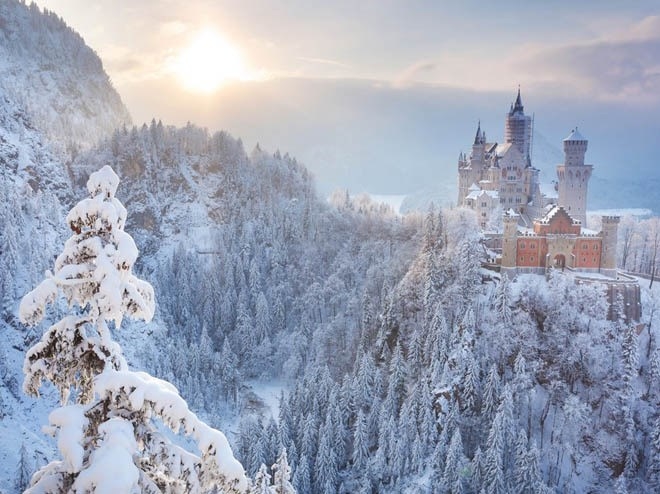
[20,165,248,493]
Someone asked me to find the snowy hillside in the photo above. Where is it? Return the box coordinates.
[0,98,69,491]
[0,1,130,158]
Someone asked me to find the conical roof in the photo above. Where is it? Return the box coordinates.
[564,127,586,142]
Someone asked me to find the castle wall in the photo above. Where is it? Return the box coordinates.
[573,238,602,269]
[516,236,544,267]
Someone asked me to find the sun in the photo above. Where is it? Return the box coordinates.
[173,29,248,93]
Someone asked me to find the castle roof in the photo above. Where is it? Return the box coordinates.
[538,205,581,226]
[466,188,498,200]
[473,121,486,145]
[564,127,586,142]
[495,142,513,156]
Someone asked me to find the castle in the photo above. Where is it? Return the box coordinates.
[457,89,544,228]
[457,90,641,320]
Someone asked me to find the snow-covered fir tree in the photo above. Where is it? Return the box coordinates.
[19,166,247,493]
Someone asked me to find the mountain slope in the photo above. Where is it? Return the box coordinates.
[0,1,130,157]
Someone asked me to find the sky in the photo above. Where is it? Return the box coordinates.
[34,0,660,204]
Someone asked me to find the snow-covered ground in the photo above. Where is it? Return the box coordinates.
[241,380,288,423]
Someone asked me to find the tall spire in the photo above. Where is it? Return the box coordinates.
[510,85,524,115]
[473,120,482,145]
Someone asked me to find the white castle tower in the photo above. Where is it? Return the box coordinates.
[556,128,593,226]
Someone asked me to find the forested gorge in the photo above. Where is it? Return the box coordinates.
[58,122,660,492]
[2,116,660,491]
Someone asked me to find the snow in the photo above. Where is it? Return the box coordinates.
[95,369,248,490]
[246,380,288,420]
[46,405,87,473]
[564,127,586,141]
[19,277,58,326]
[87,165,120,198]
[72,418,140,493]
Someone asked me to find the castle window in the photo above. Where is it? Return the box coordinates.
[530,256,534,262]
[481,212,487,217]
[520,242,526,249]
[520,256,524,262]
[482,202,487,207]
[530,243,535,249]
[582,244,588,250]
[594,244,599,250]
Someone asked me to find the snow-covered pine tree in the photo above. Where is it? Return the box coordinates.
[272,449,296,494]
[493,274,513,326]
[19,166,247,493]
[14,442,32,492]
[352,409,370,471]
[252,464,273,494]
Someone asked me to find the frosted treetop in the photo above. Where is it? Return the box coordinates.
[87,164,120,198]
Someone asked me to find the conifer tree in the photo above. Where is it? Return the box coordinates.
[315,417,339,493]
[648,415,660,489]
[19,166,247,493]
[494,275,513,326]
[471,446,484,493]
[272,449,295,494]
[15,442,32,492]
[252,464,273,494]
[482,364,501,424]
[442,428,466,494]
[292,455,311,494]
[352,409,370,471]
[483,411,507,494]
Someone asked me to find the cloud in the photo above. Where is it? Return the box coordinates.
[297,57,350,69]
[159,20,189,37]
[516,16,660,102]
[392,60,438,89]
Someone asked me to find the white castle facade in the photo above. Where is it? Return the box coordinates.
[457,89,543,229]
[457,89,594,229]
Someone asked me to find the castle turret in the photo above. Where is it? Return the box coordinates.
[501,211,519,277]
[556,128,593,227]
[504,87,532,165]
[471,120,486,163]
[458,121,487,206]
[600,215,620,278]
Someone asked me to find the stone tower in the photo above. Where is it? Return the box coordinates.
[501,211,519,277]
[504,88,532,166]
[601,215,620,278]
[557,128,593,227]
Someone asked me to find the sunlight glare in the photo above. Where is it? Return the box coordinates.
[174,29,247,93]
